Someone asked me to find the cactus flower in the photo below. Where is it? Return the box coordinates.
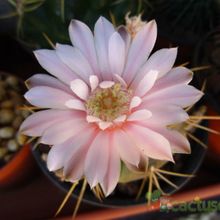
[20,16,203,196]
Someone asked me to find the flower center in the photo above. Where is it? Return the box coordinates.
[86,83,132,122]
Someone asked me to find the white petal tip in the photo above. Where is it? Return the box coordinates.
[65,99,86,111]
[86,115,101,123]
[149,19,157,26]
[47,167,53,172]
[113,74,127,87]
[113,115,127,123]
[127,109,152,121]
[55,43,63,50]
[99,81,115,89]
[88,177,98,189]
[70,79,89,100]
[89,75,99,91]
[33,50,40,57]
[24,93,28,100]
[104,190,112,197]
[129,96,142,110]
[98,122,113,130]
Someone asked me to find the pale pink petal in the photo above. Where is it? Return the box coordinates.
[117,25,131,55]
[113,115,126,123]
[143,85,203,108]
[99,81,115,89]
[24,86,74,109]
[64,146,86,181]
[131,48,178,88]
[129,96,142,110]
[149,67,193,94]
[145,104,189,126]
[70,79,89,100]
[63,128,97,181]
[69,19,100,77]
[134,70,158,97]
[113,74,127,87]
[156,48,178,78]
[94,16,115,80]
[65,99,86,111]
[127,109,152,121]
[34,50,77,84]
[47,137,74,171]
[41,117,88,145]
[20,110,78,136]
[108,32,125,76]
[124,123,173,162]
[47,127,96,172]
[122,20,157,84]
[56,44,93,83]
[98,122,113,130]
[85,131,109,187]
[86,115,101,123]
[100,137,121,196]
[152,127,191,154]
[89,75,99,91]
[26,74,72,95]
[125,155,148,173]
[112,129,140,166]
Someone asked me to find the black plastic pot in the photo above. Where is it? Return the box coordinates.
[31,120,207,208]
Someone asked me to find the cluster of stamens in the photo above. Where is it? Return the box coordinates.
[86,83,132,122]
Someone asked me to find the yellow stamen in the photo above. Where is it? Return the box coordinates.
[86,83,131,122]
